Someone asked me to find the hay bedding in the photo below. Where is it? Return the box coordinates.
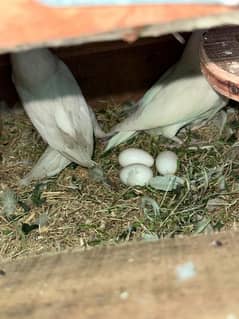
[1,101,239,261]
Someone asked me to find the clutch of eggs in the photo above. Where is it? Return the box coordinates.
[118,147,178,187]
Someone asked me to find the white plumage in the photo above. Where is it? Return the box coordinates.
[11,48,105,184]
[20,147,71,186]
[105,30,228,151]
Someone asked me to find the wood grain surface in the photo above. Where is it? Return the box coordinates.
[0,0,237,53]
[0,231,239,319]
[0,34,186,107]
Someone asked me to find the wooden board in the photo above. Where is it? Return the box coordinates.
[0,0,238,53]
[0,34,186,107]
[1,231,239,319]
[201,25,239,102]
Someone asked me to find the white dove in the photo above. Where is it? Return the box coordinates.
[11,48,105,184]
[105,30,228,151]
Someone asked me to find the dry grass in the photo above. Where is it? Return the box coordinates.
[1,100,239,261]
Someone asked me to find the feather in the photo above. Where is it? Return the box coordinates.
[104,131,137,152]
[11,50,94,166]
[105,30,228,151]
[11,48,97,182]
[88,105,106,138]
[20,147,71,186]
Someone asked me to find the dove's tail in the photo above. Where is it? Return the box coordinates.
[88,106,107,138]
[20,147,70,186]
[104,130,137,152]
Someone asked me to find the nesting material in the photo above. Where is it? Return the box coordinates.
[149,175,184,191]
[0,188,17,216]
[0,80,238,261]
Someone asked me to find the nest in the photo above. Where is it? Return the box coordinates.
[1,100,239,261]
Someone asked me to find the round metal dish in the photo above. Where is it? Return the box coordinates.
[200,25,239,101]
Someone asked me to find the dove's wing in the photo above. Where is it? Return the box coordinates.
[52,60,94,165]
[105,73,227,151]
[105,30,228,150]
[104,131,137,152]
[138,64,177,108]
[14,57,95,167]
[112,72,227,132]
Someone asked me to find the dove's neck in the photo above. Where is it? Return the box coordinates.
[11,48,58,89]
[179,29,206,71]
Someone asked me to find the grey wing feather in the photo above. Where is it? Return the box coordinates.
[88,105,106,138]
[106,30,228,150]
[53,61,94,161]
[20,146,71,186]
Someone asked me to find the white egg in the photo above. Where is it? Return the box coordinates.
[120,164,153,186]
[155,151,178,175]
[118,148,154,167]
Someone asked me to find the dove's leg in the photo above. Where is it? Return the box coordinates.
[20,146,71,186]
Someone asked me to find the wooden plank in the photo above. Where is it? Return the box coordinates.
[0,0,237,52]
[0,34,186,107]
[0,231,239,319]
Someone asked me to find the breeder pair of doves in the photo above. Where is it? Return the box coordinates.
[10,30,228,186]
